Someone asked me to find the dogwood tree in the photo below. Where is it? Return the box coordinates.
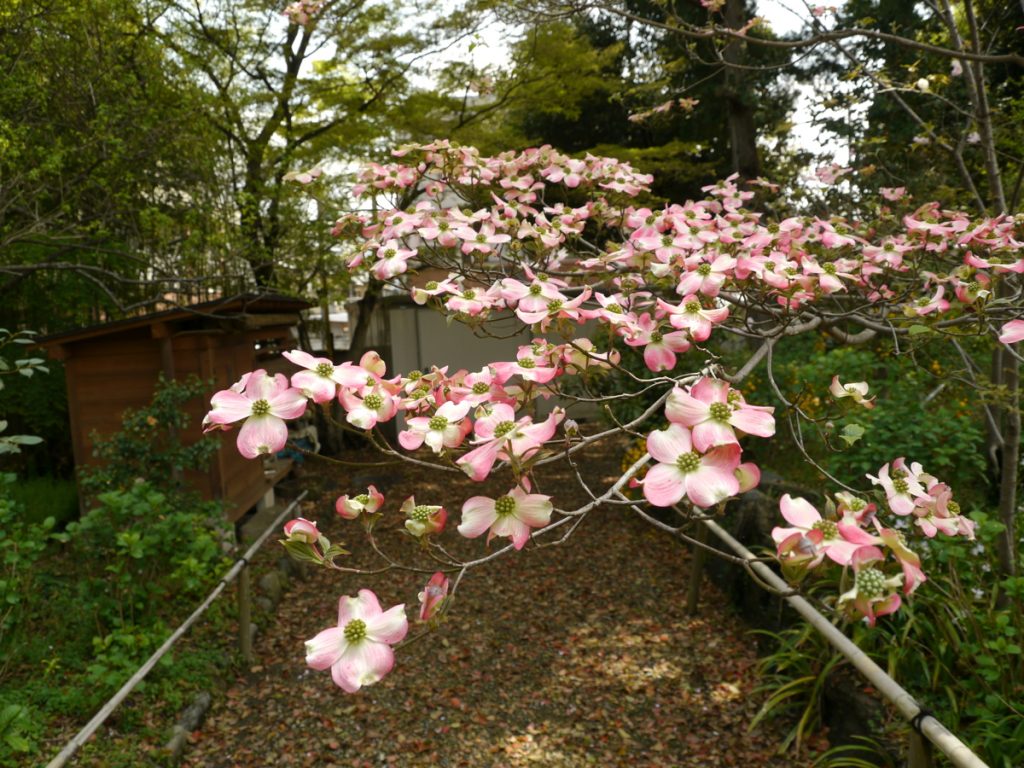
[203,136,1024,692]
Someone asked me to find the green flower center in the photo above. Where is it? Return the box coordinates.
[697,263,712,276]
[428,415,449,431]
[462,289,476,300]
[548,299,563,311]
[727,390,742,405]
[383,249,396,258]
[812,519,839,539]
[684,301,701,314]
[472,381,490,394]
[947,500,961,515]
[893,477,909,494]
[408,370,423,380]
[412,387,430,399]
[438,221,450,231]
[476,233,487,243]
[537,273,549,282]
[412,505,434,522]
[848,497,866,511]
[606,303,623,314]
[344,618,367,643]
[651,331,663,343]
[709,402,731,422]
[764,261,776,271]
[823,263,837,275]
[529,284,543,295]
[768,223,780,234]
[251,399,271,416]
[518,358,536,369]
[675,451,701,473]
[495,495,517,516]
[855,568,886,599]
[661,235,673,246]
[355,494,370,505]
[494,420,516,438]
[315,362,334,378]
[425,281,439,290]
[363,393,383,411]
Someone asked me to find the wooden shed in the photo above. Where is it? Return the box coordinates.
[41,294,309,521]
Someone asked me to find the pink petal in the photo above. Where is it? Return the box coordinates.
[690,377,729,404]
[729,407,775,438]
[646,423,692,463]
[291,370,335,403]
[685,459,740,508]
[513,494,553,528]
[458,497,497,538]
[364,604,409,645]
[331,640,395,693]
[457,440,504,482]
[642,463,687,507]
[283,349,320,369]
[643,343,676,372]
[305,626,344,670]
[491,514,532,549]
[998,319,1024,344]
[691,419,737,452]
[665,389,707,426]
[780,494,820,529]
[237,415,288,458]
[398,429,425,451]
[207,390,254,424]
[269,388,308,419]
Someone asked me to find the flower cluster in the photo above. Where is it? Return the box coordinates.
[202,138,1024,693]
[773,456,974,625]
[642,377,773,508]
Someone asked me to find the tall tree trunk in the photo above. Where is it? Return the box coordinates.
[722,0,761,180]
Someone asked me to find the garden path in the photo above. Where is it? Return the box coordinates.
[180,439,804,767]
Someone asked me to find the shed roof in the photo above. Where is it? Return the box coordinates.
[39,293,310,348]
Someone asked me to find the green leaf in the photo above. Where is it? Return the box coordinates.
[908,325,931,336]
[839,423,866,446]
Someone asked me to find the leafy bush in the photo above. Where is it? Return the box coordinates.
[68,482,227,632]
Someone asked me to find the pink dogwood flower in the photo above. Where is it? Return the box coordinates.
[771,494,877,566]
[336,486,385,520]
[837,546,903,626]
[418,572,450,622]
[868,458,927,516]
[283,349,347,403]
[339,385,398,430]
[401,496,447,537]
[642,423,740,508]
[203,370,307,459]
[665,378,775,452]
[283,517,322,544]
[305,590,408,693]
[459,481,553,549]
[398,400,473,453]
[456,405,564,481]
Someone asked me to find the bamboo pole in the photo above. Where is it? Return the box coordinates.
[700,518,989,768]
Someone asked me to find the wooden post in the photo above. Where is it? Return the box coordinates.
[238,564,253,664]
[686,523,709,614]
[909,729,936,768]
